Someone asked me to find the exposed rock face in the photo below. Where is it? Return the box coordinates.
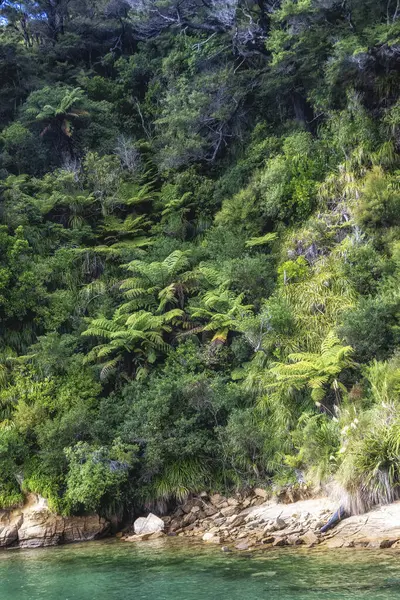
[0,495,109,549]
[122,489,400,552]
[322,502,400,549]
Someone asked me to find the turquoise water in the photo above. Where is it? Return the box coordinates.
[1,539,400,600]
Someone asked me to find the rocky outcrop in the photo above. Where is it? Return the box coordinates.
[321,502,400,549]
[0,495,109,549]
[123,489,400,552]
[0,511,22,547]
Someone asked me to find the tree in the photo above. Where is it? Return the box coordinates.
[120,250,193,313]
[82,309,182,380]
[270,332,354,408]
[0,0,72,43]
[190,284,253,344]
[21,86,89,158]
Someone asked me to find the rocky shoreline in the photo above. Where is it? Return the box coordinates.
[124,489,400,551]
[4,488,400,551]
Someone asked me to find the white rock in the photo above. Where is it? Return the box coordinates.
[134,513,165,535]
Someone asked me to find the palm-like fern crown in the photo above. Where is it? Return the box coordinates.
[36,87,86,121]
[82,309,183,381]
[270,332,354,405]
[120,250,192,313]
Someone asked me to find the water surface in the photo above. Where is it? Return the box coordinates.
[1,538,400,600]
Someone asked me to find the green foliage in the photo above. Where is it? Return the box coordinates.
[269,332,354,407]
[355,167,400,229]
[289,413,340,488]
[65,441,137,514]
[82,310,176,381]
[341,294,400,362]
[0,0,400,517]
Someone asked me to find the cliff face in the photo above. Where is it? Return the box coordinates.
[0,495,109,549]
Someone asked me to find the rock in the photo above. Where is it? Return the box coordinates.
[272,536,287,547]
[182,513,197,526]
[125,533,152,542]
[235,540,250,550]
[202,532,221,543]
[261,536,275,544]
[274,517,287,531]
[207,526,220,535]
[226,514,239,524]
[287,534,303,546]
[62,515,108,545]
[190,505,201,514]
[220,506,237,518]
[181,501,195,514]
[134,513,165,535]
[230,515,245,528]
[221,546,232,552]
[16,506,108,549]
[227,498,239,507]
[0,511,22,547]
[210,494,225,506]
[148,531,165,540]
[254,488,268,499]
[367,539,394,549]
[204,505,219,517]
[325,537,345,549]
[256,498,266,506]
[116,532,123,539]
[300,531,319,547]
[169,518,183,531]
[286,528,305,536]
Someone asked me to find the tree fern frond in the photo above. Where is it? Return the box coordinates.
[245,232,278,247]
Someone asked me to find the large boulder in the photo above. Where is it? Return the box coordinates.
[134,513,165,535]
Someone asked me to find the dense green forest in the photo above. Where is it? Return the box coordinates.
[0,0,400,521]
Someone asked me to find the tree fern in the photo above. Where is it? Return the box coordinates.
[270,332,354,408]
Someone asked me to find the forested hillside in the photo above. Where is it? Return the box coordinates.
[0,0,400,520]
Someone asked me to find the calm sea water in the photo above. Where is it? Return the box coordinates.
[1,538,400,600]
